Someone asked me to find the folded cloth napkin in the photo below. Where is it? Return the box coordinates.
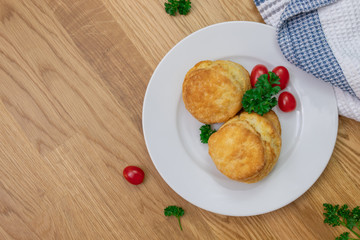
[254,0,360,121]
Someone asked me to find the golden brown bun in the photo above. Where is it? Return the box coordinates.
[182,60,251,124]
[238,111,281,183]
[208,110,282,183]
[262,110,281,136]
[208,121,265,180]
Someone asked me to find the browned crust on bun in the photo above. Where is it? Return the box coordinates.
[208,110,282,183]
[182,60,251,124]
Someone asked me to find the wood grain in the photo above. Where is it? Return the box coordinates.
[0,0,359,239]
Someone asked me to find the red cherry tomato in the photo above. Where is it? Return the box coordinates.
[250,64,268,88]
[272,66,289,90]
[278,91,296,112]
[123,166,145,185]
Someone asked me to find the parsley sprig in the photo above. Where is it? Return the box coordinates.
[164,206,185,231]
[199,124,216,143]
[165,0,191,16]
[323,203,360,240]
[242,72,281,116]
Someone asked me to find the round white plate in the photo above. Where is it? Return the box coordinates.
[142,21,338,216]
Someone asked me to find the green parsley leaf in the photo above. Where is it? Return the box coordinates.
[199,124,216,144]
[164,0,191,16]
[323,203,360,240]
[164,206,185,231]
[324,203,341,226]
[353,207,360,221]
[242,71,281,116]
[164,0,179,16]
[178,0,191,15]
[336,232,350,240]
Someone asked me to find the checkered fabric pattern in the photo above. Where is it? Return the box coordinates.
[255,0,360,121]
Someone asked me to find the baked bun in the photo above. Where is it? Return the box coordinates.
[182,60,251,124]
[208,111,282,183]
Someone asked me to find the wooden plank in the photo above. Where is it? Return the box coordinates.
[0,100,63,239]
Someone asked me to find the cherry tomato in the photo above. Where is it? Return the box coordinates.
[250,64,268,88]
[272,66,289,90]
[278,91,296,112]
[123,166,145,185]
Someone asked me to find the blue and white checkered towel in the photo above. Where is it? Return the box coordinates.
[254,0,360,121]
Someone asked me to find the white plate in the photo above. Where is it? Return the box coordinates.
[142,21,338,216]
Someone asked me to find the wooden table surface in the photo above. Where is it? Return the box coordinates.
[1,0,359,239]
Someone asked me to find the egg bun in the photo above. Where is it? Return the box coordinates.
[182,60,251,124]
[208,111,282,183]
